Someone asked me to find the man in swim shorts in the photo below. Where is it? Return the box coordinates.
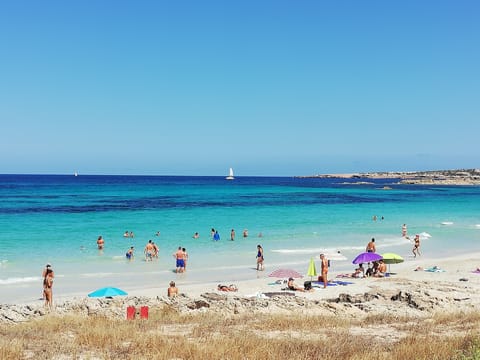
[126,246,134,260]
[144,240,154,261]
[366,238,376,253]
[173,246,185,273]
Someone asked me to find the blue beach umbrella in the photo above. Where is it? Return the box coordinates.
[88,287,128,298]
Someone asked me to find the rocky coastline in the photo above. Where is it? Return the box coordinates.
[297,168,480,185]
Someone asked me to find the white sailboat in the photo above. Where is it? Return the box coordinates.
[226,167,235,180]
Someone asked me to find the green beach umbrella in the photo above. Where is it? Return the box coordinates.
[381,253,404,274]
[307,258,317,280]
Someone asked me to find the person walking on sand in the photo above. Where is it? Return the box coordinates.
[366,238,376,253]
[97,236,104,250]
[412,234,421,258]
[43,268,54,309]
[256,244,264,271]
[230,228,235,241]
[320,253,328,288]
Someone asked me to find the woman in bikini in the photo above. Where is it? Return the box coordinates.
[412,234,421,258]
[43,268,54,309]
[256,245,264,271]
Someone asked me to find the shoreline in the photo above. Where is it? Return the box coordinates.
[3,251,480,324]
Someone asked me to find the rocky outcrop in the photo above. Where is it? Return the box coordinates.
[2,279,477,325]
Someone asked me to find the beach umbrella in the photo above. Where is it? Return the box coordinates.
[381,253,404,264]
[307,258,317,280]
[352,252,382,265]
[269,268,303,279]
[381,253,404,273]
[88,287,128,298]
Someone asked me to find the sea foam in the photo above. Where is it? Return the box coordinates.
[0,276,40,285]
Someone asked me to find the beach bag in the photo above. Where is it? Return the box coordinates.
[304,281,312,290]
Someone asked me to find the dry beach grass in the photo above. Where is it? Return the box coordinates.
[1,307,480,360]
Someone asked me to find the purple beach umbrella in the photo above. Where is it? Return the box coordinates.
[352,252,383,264]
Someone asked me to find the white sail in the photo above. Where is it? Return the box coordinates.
[226,167,234,180]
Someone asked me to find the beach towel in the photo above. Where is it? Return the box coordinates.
[336,273,353,278]
[312,281,338,287]
[424,266,446,273]
[332,280,354,286]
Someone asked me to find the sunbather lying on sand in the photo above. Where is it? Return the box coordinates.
[218,284,238,292]
[287,278,313,292]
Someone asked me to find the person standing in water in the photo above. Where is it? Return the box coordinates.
[96,236,105,250]
[366,238,376,253]
[126,246,134,260]
[182,248,188,271]
[412,234,421,258]
[230,229,235,241]
[256,245,264,271]
[173,246,185,273]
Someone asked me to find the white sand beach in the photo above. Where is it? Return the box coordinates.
[3,252,480,324]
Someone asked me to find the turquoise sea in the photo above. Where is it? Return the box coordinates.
[1,174,480,303]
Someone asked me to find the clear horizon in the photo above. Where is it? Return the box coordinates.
[0,166,478,178]
[1,1,479,176]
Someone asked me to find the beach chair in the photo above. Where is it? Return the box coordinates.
[140,306,149,319]
[126,306,135,320]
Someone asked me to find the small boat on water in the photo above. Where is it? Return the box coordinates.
[226,167,235,180]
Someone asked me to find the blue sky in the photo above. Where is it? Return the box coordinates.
[1,1,479,176]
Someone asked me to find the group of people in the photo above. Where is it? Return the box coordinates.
[367,225,421,259]
[123,231,135,238]
[143,240,160,261]
[350,260,388,278]
[206,228,250,241]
